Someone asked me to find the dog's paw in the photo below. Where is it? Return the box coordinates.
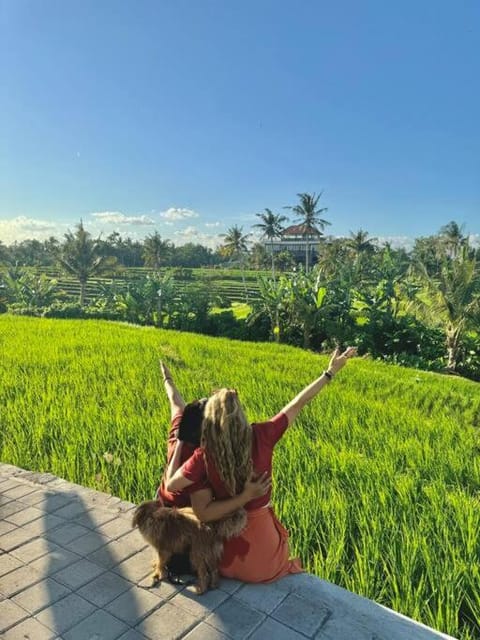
[150,573,161,587]
[194,583,207,595]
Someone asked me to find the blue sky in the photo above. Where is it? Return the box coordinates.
[1,0,479,248]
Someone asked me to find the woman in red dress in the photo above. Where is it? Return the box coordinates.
[166,346,356,583]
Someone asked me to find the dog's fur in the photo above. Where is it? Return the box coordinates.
[132,501,246,594]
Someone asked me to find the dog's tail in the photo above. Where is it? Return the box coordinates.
[213,508,248,539]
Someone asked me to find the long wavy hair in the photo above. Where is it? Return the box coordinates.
[201,389,253,496]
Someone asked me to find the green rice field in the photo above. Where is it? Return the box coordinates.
[1,315,479,638]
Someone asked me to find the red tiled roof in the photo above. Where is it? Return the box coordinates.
[282,223,321,236]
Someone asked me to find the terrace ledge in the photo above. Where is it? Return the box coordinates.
[0,463,456,640]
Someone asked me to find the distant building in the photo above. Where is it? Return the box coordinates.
[264,223,323,264]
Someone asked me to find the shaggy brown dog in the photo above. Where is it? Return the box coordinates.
[132,501,246,594]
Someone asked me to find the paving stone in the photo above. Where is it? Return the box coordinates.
[0,553,23,577]
[63,609,129,640]
[22,513,64,535]
[0,564,44,597]
[89,538,139,569]
[217,578,244,595]
[0,526,37,552]
[249,617,307,640]
[111,549,152,583]
[117,630,148,640]
[0,479,24,493]
[234,582,287,614]
[97,517,133,540]
[314,614,373,639]
[137,575,185,599]
[35,593,96,634]
[73,508,117,529]
[17,489,51,506]
[272,592,330,637]
[63,530,110,555]
[170,585,229,618]
[77,570,132,607]
[10,538,63,564]
[52,558,106,590]
[44,522,90,546]
[205,597,265,639]
[0,493,13,505]
[50,501,87,520]
[106,586,164,625]
[6,505,45,526]
[0,599,29,632]
[136,602,198,640]
[0,501,28,519]
[27,472,57,485]
[30,547,82,576]
[3,616,56,640]
[34,494,74,513]
[183,622,231,640]
[12,577,71,614]
[0,520,16,536]
[2,484,38,500]
[116,528,148,552]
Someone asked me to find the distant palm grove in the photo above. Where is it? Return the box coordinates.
[1,192,479,381]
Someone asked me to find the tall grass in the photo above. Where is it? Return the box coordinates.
[1,316,479,638]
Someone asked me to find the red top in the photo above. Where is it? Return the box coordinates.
[181,412,289,510]
[157,412,208,507]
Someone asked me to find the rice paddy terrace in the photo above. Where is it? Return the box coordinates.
[31,266,264,305]
[1,315,479,639]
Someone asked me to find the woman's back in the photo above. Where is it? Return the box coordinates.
[183,412,289,509]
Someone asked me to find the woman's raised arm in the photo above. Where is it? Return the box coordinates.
[281,347,357,425]
[160,361,185,420]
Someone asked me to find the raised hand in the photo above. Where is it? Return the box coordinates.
[160,360,173,382]
[327,346,357,376]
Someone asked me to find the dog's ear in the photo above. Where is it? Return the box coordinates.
[132,500,158,529]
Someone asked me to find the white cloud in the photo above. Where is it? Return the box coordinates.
[468,234,480,248]
[174,226,200,238]
[205,221,221,228]
[373,236,415,251]
[160,207,199,221]
[91,211,155,225]
[0,216,67,245]
[172,226,221,249]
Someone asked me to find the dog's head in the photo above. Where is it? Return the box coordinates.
[132,500,162,530]
[178,398,207,447]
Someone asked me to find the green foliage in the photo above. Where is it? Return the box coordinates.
[59,221,118,305]
[1,267,60,308]
[1,315,479,639]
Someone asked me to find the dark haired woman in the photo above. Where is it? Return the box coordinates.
[157,362,269,508]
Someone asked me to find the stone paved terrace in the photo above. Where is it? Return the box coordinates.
[0,463,456,640]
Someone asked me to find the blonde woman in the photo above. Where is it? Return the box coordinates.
[166,346,356,583]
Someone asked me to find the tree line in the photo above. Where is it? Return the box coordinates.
[1,193,479,380]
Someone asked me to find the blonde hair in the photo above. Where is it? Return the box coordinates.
[201,389,253,496]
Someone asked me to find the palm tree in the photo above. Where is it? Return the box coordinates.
[142,232,173,269]
[415,243,480,371]
[59,220,117,306]
[221,225,251,300]
[346,229,376,257]
[439,221,467,259]
[285,192,330,272]
[253,208,288,278]
[0,241,11,266]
